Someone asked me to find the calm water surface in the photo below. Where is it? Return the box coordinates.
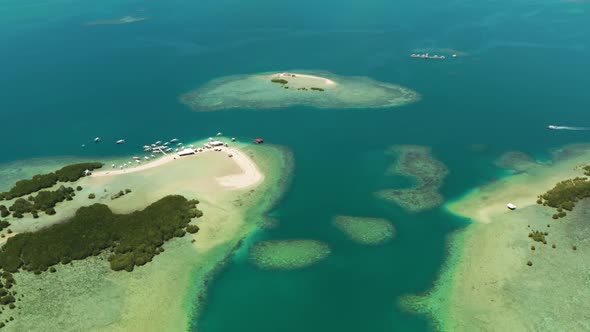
[1,0,589,331]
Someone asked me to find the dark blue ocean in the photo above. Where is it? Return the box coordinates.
[1,0,589,330]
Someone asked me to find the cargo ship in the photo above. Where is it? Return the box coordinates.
[410,53,446,60]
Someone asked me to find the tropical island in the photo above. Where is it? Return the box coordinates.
[180,71,420,111]
[375,145,449,213]
[402,145,590,331]
[0,137,291,331]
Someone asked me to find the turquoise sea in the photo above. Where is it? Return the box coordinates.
[2,0,589,330]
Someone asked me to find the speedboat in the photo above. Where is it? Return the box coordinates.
[170,138,179,143]
[155,141,162,145]
[94,137,101,143]
[116,139,125,144]
[547,125,559,130]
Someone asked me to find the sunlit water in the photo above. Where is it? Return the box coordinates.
[1,0,589,330]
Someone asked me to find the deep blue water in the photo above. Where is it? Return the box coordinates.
[1,0,589,331]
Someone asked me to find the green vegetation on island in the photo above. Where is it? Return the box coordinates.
[537,165,590,219]
[250,240,331,270]
[0,220,9,232]
[0,195,203,274]
[186,224,200,234]
[0,163,102,200]
[0,206,8,218]
[8,186,75,217]
[111,189,132,200]
[270,78,288,84]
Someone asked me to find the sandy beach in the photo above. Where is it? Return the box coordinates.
[3,143,290,332]
[273,72,337,86]
[411,145,590,331]
[92,145,263,190]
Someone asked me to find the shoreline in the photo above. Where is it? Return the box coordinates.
[92,145,264,190]
[0,141,290,331]
[271,72,337,86]
[412,145,590,331]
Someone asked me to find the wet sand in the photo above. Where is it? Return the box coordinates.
[1,144,291,331]
[404,145,590,331]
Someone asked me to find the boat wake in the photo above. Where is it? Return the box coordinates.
[548,125,590,131]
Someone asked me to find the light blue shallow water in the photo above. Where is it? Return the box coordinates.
[1,0,589,330]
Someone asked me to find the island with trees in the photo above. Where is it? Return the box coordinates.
[0,195,202,274]
[537,165,590,219]
[0,163,102,201]
[180,71,420,111]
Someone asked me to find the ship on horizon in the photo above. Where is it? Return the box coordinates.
[410,52,446,60]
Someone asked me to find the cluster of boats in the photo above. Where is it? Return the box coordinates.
[88,132,243,170]
[92,137,125,144]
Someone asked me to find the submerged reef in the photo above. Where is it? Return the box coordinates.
[249,240,331,270]
[495,151,539,172]
[376,145,449,212]
[333,216,395,245]
[0,195,202,273]
[180,71,420,111]
[403,146,590,331]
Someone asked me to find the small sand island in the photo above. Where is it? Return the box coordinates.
[375,145,449,213]
[180,71,420,111]
[249,240,331,270]
[333,216,395,245]
[83,16,149,26]
[402,144,590,331]
[0,136,291,331]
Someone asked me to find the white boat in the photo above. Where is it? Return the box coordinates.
[547,125,558,130]
[155,141,162,145]
[217,132,223,136]
[165,148,173,152]
[231,138,236,142]
[132,156,140,160]
[94,137,101,143]
[136,160,141,163]
[170,138,179,143]
[507,203,517,210]
[116,139,125,144]
[177,142,183,146]
[164,142,170,146]
[111,164,116,168]
[151,143,157,147]
[143,145,150,149]
[144,156,150,160]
